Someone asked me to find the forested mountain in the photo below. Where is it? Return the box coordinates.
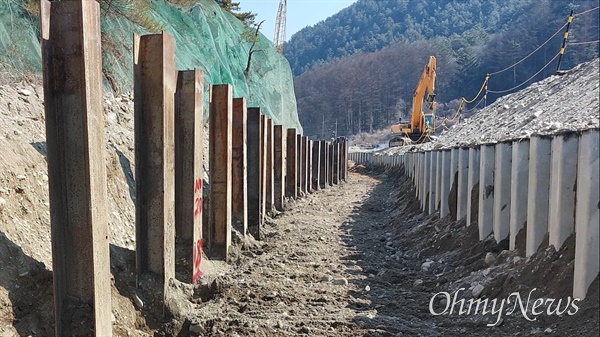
[285,0,535,76]
[288,0,599,138]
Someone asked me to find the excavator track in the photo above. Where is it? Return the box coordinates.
[389,132,430,147]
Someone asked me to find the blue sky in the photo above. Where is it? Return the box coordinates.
[240,0,358,42]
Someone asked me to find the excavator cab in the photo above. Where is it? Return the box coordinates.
[424,114,434,132]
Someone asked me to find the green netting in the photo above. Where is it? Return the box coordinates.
[0,0,302,132]
[0,1,41,74]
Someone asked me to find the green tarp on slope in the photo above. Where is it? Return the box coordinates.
[0,0,302,132]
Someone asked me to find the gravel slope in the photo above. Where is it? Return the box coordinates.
[384,58,599,154]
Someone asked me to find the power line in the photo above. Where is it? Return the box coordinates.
[488,21,568,76]
[462,97,486,113]
[440,7,598,130]
[462,76,489,104]
[487,52,561,94]
[574,6,599,17]
[568,40,600,46]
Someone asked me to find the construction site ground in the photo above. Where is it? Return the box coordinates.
[0,60,599,335]
[4,150,599,335]
[174,164,598,337]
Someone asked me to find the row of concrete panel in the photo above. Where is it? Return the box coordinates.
[39,1,347,333]
[349,129,599,300]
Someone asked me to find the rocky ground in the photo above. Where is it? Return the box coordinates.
[0,78,156,336]
[172,164,598,336]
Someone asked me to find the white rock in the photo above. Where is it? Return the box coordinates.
[133,294,144,309]
[513,256,522,264]
[189,324,203,334]
[364,285,370,292]
[421,261,433,271]
[544,328,553,334]
[413,279,423,287]
[16,174,27,180]
[321,275,333,282]
[332,278,348,286]
[472,284,485,298]
[484,252,496,266]
[18,89,32,96]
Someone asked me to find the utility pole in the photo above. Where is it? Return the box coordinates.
[335,119,338,138]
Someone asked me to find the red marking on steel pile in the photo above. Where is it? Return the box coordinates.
[193,239,203,283]
[194,178,202,217]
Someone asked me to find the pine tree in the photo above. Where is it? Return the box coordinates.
[215,0,256,25]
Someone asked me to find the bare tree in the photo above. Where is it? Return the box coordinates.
[243,20,266,75]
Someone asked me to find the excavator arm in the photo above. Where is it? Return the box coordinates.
[389,56,437,147]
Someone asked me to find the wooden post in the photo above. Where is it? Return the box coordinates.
[175,69,204,284]
[259,115,268,227]
[41,0,111,334]
[333,140,339,184]
[312,141,321,190]
[319,140,327,189]
[133,32,176,298]
[341,137,348,181]
[286,129,298,199]
[329,142,334,185]
[274,125,286,210]
[247,108,261,237]
[209,85,233,259]
[266,119,275,212]
[307,138,313,193]
[232,98,248,237]
[297,134,303,194]
[301,136,309,193]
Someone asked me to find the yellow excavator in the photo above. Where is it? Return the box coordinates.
[389,56,437,147]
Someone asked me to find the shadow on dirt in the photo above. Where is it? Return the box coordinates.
[111,144,136,203]
[30,141,47,161]
[0,230,54,335]
[0,231,187,335]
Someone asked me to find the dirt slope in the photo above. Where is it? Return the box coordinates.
[0,80,148,336]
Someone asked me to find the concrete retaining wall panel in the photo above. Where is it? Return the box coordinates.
[509,140,530,250]
[526,136,552,256]
[440,150,452,218]
[548,134,579,250]
[573,130,599,299]
[493,142,512,242]
[478,144,495,240]
[456,148,469,220]
[467,148,480,227]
